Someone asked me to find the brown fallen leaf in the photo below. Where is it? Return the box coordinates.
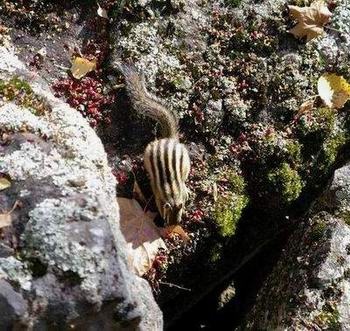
[0,177,11,191]
[70,57,97,80]
[0,200,18,229]
[161,225,190,243]
[0,214,12,228]
[288,1,332,42]
[118,197,167,276]
[297,98,316,115]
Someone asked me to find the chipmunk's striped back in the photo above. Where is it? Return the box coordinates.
[144,138,190,225]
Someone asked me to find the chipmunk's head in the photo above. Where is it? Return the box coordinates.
[155,187,188,225]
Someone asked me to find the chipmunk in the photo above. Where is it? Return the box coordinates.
[116,63,191,225]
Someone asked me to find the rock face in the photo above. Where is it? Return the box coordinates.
[0,46,162,330]
[242,162,350,330]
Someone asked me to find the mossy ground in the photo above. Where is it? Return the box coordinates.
[0,77,49,115]
[111,0,350,298]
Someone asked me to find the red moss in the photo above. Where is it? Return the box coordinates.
[188,209,204,222]
[52,76,114,127]
[143,249,168,294]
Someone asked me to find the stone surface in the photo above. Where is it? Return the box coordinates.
[0,46,162,330]
[242,162,350,330]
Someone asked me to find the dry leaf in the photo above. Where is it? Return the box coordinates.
[0,214,12,228]
[317,74,350,109]
[297,98,315,115]
[0,200,18,229]
[0,177,11,191]
[97,4,108,19]
[70,57,97,80]
[288,1,332,42]
[161,225,190,243]
[118,197,167,276]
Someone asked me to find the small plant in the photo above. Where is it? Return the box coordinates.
[225,0,242,8]
[0,77,48,115]
[52,76,114,127]
[268,162,303,204]
[213,171,249,237]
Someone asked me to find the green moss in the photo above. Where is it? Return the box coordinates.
[296,107,336,140]
[339,210,350,226]
[0,77,48,115]
[285,139,302,165]
[322,132,347,169]
[268,162,303,204]
[310,221,327,241]
[228,171,246,194]
[209,243,224,263]
[214,193,249,237]
[315,303,340,330]
[225,0,242,8]
[213,171,249,237]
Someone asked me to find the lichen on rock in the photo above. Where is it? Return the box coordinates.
[0,45,162,330]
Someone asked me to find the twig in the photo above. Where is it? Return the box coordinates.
[143,195,154,213]
[1,200,19,214]
[159,281,191,292]
[325,25,350,37]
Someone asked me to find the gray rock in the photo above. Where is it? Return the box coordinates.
[242,163,350,330]
[0,46,162,330]
[0,279,28,329]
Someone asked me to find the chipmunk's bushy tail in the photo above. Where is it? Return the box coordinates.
[114,62,178,139]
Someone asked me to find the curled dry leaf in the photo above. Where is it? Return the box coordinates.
[70,57,97,80]
[317,74,350,109]
[297,98,316,115]
[0,177,11,191]
[161,225,190,243]
[118,197,167,276]
[288,0,332,42]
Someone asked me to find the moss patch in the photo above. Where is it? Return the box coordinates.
[322,132,347,169]
[268,162,303,204]
[213,172,249,237]
[0,77,48,115]
[339,210,350,227]
[225,0,242,7]
[285,139,302,165]
[310,221,327,241]
[314,303,340,330]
